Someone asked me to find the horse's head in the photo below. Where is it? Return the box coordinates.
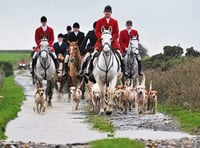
[40,37,49,52]
[128,36,139,54]
[101,27,112,53]
[68,41,79,61]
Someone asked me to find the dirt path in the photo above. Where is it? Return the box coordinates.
[5,70,107,144]
[5,70,195,145]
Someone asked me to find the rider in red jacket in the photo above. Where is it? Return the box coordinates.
[34,25,54,52]
[79,5,126,82]
[94,13,119,50]
[119,20,143,76]
[31,16,58,80]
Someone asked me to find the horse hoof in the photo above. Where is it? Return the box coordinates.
[105,111,112,116]
[48,102,52,107]
[99,112,104,115]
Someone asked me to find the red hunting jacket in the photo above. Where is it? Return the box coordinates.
[119,29,139,54]
[95,17,120,50]
[34,26,55,52]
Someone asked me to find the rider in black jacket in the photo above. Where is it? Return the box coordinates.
[81,21,97,55]
[79,22,97,76]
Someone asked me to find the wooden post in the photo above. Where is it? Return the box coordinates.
[0,70,5,88]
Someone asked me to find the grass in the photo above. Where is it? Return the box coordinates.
[86,114,115,133]
[0,76,24,139]
[0,51,31,69]
[158,105,200,134]
[90,138,144,148]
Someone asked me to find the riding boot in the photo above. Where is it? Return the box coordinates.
[87,51,99,83]
[64,62,69,75]
[115,50,128,77]
[79,54,91,76]
[87,51,99,76]
[137,59,144,76]
[52,56,59,73]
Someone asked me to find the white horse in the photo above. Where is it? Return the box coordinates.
[35,38,56,106]
[93,27,120,115]
[123,36,139,86]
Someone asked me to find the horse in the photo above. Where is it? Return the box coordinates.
[54,53,69,98]
[93,27,120,115]
[123,36,139,87]
[67,41,85,99]
[34,38,56,106]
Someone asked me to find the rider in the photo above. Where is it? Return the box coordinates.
[86,5,126,81]
[67,22,85,55]
[63,25,72,46]
[53,33,68,57]
[54,33,68,74]
[119,20,143,76]
[79,21,97,75]
[31,16,58,76]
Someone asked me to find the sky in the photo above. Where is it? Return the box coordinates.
[0,0,199,55]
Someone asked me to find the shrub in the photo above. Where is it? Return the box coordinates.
[0,62,13,77]
[145,57,200,111]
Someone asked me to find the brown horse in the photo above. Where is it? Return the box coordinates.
[67,41,86,99]
[54,53,69,97]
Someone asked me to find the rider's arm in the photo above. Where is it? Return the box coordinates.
[112,20,119,41]
[35,28,40,47]
[48,28,54,46]
[95,20,102,40]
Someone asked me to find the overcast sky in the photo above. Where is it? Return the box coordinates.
[0,0,199,55]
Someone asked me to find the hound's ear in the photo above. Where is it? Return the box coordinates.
[75,40,79,44]
[141,74,146,88]
[149,80,152,91]
[135,78,139,88]
[108,26,112,33]
[101,26,105,33]
[67,40,71,45]
[36,81,40,90]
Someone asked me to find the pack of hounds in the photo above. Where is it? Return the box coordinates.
[86,74,158,115]
[33,73,157,115]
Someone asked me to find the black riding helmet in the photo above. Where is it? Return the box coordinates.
[41,16,47,22]
[104,5,112,12]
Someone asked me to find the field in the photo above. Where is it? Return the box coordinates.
[0,51,31,69]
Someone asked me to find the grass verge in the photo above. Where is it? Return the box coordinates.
[86,114,115,133]
[90,138,144,148]
[158,105,200,134]
[0,76,24,139]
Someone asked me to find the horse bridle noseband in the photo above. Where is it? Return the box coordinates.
[39,49,51,79]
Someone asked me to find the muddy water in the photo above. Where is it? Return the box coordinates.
[5,70,107,144]
[5,70,194,144]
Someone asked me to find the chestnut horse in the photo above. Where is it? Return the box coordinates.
[67,41,85,99]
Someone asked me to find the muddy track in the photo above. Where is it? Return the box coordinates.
[4,70,197,147]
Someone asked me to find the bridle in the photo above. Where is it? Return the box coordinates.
[38,48,51,80]
[97,34,114,87]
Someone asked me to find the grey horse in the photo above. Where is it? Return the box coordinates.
[123,36,139,87]
[34,38,56,106]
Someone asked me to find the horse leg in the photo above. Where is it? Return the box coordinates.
[46,80,53,107]
[98,80,104,115]
[80,81,85,100]
[105,77,117,115]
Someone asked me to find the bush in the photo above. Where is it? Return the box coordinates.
[0,62,13,77]
[145,57,200,111]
